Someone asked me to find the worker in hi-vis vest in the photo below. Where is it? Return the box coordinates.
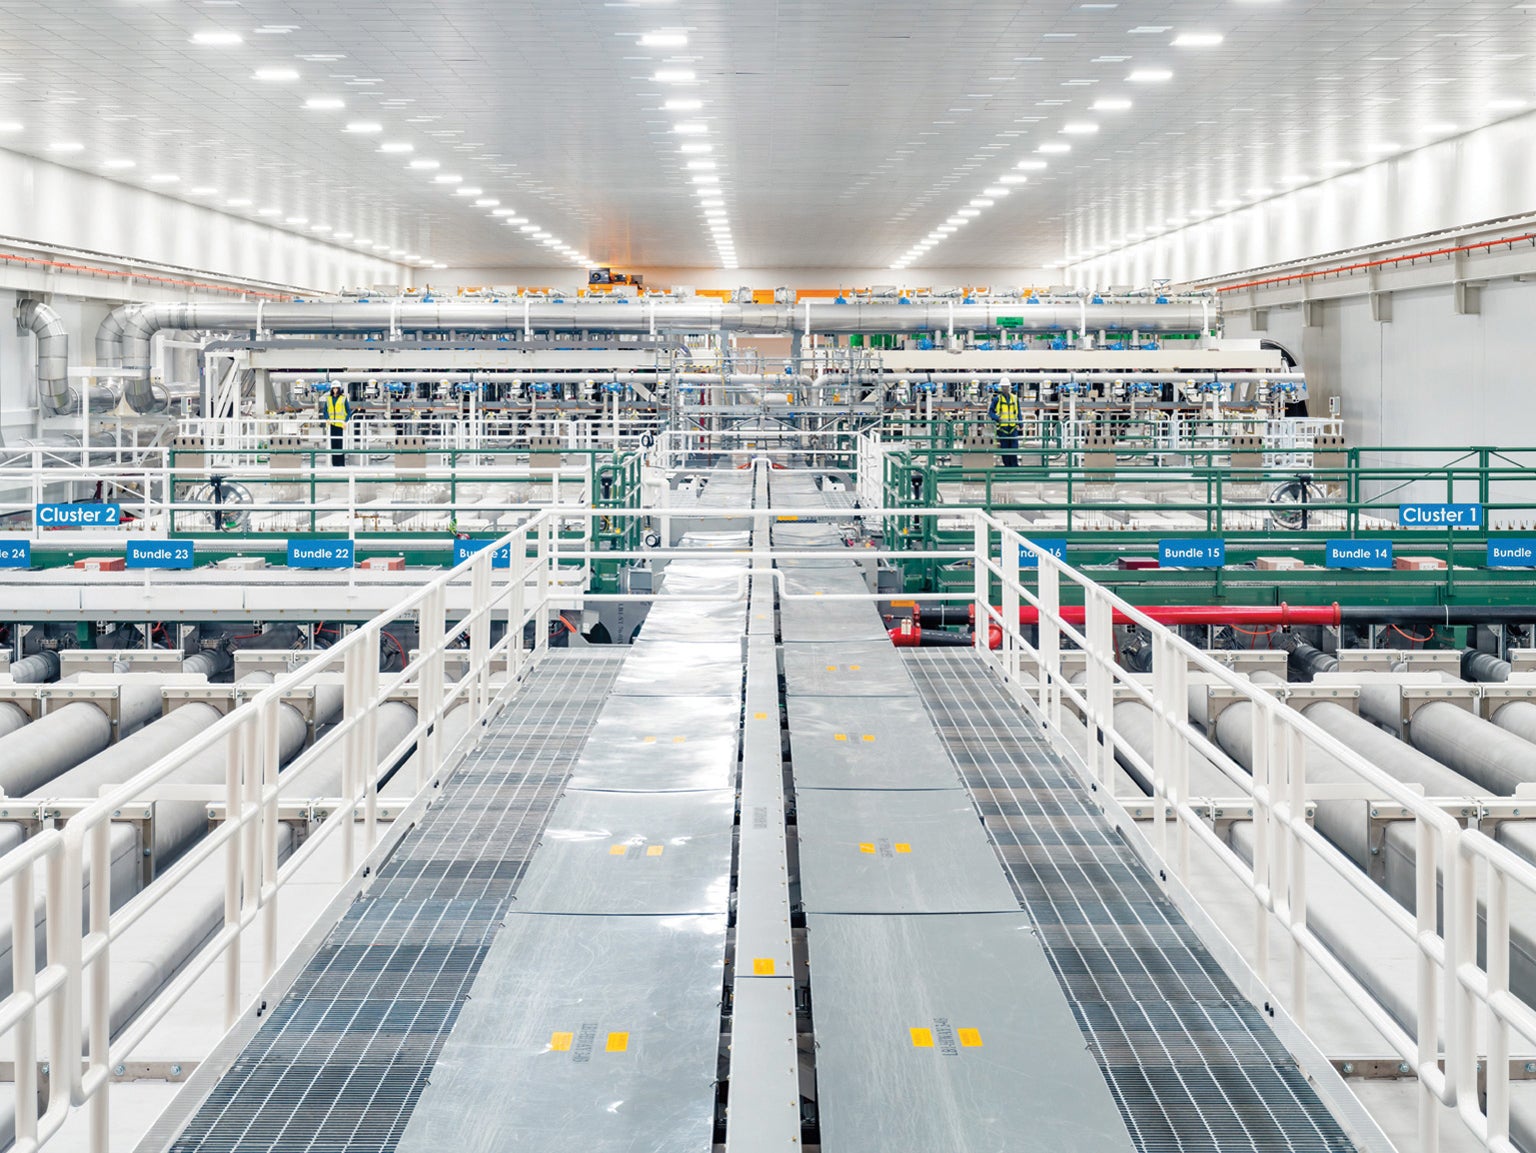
[322,383,351,467]
[988,375,1021,468]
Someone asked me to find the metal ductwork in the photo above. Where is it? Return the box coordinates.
[94,299,1217,371]
[19,299,72,415]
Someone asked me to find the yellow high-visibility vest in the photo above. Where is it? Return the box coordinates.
[324,394,349,428]
[993,393,1020,429]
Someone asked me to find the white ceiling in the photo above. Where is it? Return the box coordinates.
[0,0,1530,273]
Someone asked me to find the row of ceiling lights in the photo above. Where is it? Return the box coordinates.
[13,25,608,273]
[648,31,738,269]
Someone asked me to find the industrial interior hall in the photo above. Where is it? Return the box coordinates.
[4,2,1536,1152]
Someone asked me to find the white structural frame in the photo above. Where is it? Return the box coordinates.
[2,492,1535,1153]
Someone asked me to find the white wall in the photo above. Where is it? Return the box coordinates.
[1225,279,1536,518]
[0,149,405,291]
[1067,110,1536,288]
[429,266,1058,293]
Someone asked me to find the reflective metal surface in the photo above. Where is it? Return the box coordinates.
[806,913,1134,1153]
[396,913,727,1153]
[573,695,741,792]
[612,640,744,698]
[796,789,1019,913]
[515,790,735,915]
[782,641,915,698]
[787,695,963,789]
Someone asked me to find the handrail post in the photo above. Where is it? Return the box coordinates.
[223,728,243,1029]
[260,698,281,982]
[1250,702,1272,987]
[1086,592,1115,794]
[1038,557,1061,732]
[972,517,989,657]
[417,585,448,790]
[470,553,493,721]
[1002,530,1021,690]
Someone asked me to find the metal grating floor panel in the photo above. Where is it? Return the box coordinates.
[904,651,1357,1153]
[164,653,623,1153]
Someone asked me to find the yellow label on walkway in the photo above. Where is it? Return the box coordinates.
[958,1028,983,1048]
[910,1028,934,1048]
[550,1032,574,1051]
[605,1032,629,1053]
[834,733,848,742]
[895,843,912,854]
[861,734,876,743]
[752,957,775,975]
[753,711,768,720]
[646,845,664,857]
[859,842,876,854]
[609,845,627,856]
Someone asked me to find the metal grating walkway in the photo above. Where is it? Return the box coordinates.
[162,653,624,1153]
[904,651,1356,1153]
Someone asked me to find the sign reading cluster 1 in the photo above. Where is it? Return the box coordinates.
[1158,539,1225,568]
[1325,540,1392,569]
[288,540,355,569]
[454,539,513,568]
[35,503,121,528]
[1398,502,1483,528]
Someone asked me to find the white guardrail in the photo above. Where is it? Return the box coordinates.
[1,492,1533,1153]
[975,511,1525,1153]
[0,509,557,1152]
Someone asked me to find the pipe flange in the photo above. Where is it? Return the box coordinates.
[162,686,239,718]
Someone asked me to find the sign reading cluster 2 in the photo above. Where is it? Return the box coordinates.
[1325,540,1393,569]
[0,541,30,568]
[36,503,121,528]
[1488,539,1536,568]
[1015,538,1067,569]
[453,539,513,568]
[126,540,194,570]
[288,540,355,569]
[1398,502,1483,528]
[1158,539,1225,568]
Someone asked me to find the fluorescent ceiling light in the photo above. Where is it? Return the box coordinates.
[686,160,716,170]
[957,208,981,217]
[946,215,967,224]
[673,121,708,134]
[981,186,1010,196]
[1171,33,1223,47]
[305,97,345,110]
[692,174,719,184]
[1422,122,1458,134]
[148,173,180,183]
[102,158,135,169]
[453,186,483,196]
[665,99,702,111]
[998,174,1029,184]
[679,142,713,153]
[389,248,406,255]
[47,141,84,152]
[371,244,389,251]
[191,31,243,46]
[226,197,252,207]
[1215,198,1240,208]
[379,141,413,153]
[640,32,688,46]
[189,186,218,195]
[1061,122,1099,134]
[433,173,463,183]
[1490,98,1527,110]
[1016,160,1048,170]
[409,158,440,169]
[519,224,539,232]
[969,198,994,207]
[653,69,696,83]
[475,198,500,207]
[699,197,724,207]
[1368,141,1402,154]
[258,207,281,216]
[1093,98,1132,111]
[334,231,353,239]
[345,121,382,133]
[492,207,516,216]
[1037,143,1071,153]
[405,254,421,261]
[1127,69,1173,82]
[254,67,298,81]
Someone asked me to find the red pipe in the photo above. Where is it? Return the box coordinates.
[935,602,1343,628]
[1216,232,1536,295]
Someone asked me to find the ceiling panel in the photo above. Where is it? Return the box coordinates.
[0,0,1526,274]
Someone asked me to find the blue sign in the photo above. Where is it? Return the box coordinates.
[1159,538,1226,568]
[0,541,30,568]
[288,539,355,569]
[1326,539,1393,569]
[1488,539,1536,568]
[36,503,121,528]
[453,539,512,568]
[126,540,194,570]
[1399,502,1483,528]
[1016,538,1068,569]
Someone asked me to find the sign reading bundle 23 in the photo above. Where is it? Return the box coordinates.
[36,503,121,528]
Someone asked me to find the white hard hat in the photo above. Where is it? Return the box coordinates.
[998,374,1012,388]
